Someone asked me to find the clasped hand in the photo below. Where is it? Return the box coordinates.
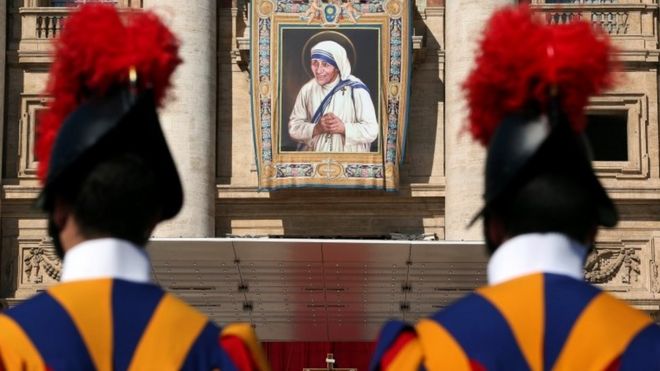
[313,113,345,136]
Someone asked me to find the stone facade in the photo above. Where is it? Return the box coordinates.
[0,0,658,322]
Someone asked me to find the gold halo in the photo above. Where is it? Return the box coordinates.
[301,30,357,79]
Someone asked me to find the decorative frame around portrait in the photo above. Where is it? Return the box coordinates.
[250,0,411,190]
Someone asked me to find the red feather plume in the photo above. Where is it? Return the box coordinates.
[36,4,181,182]
[464,5,615,146]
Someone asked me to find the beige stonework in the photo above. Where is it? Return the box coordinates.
[0,4,5,171]
[0,1,5,305]
[145,0,217,238]
[444,0,513,241]
[216,0,446,239]
[407,5,445,190]
[1,1,659,321]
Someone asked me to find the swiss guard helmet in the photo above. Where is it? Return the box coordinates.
[36,5,183,230]
[465,6,618,240]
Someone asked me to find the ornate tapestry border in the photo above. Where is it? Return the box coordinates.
[250,0,412,191]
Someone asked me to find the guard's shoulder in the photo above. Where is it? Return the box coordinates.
[1,290,58,327]
[219,323,270,371]
[590,289,653,325]
[620,323,660,370]
[430,291,489,324]
[370,320,420,371]
[0,307,48,371]
[180,319,270,371]
[555,290,660,371]
[158,291,212,329]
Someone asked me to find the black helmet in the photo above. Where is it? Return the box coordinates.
[474,105,617,228]
[38,88,183,221]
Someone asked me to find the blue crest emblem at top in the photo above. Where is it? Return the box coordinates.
[323,3,340,23]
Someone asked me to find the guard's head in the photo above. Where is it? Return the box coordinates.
[36,4,182,256]
[478,111,617,253]
[464,5,618,253]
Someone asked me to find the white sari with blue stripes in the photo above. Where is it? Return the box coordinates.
[288,75,378,152]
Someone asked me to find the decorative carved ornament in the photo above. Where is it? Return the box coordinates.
[652,261,660,294]
[585,247,640,285]
[23,241,61,284]
[292,0,369,25]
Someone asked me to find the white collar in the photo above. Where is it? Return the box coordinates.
[488,233,588,285]
[60,238,152,283]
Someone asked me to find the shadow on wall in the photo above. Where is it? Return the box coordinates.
[402,7,443,185]
[216,188,445,238]
[3,0,25,180]
[217,1,244,185]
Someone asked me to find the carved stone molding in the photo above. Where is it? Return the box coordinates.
[585,246,640,285]
[530,1,658,63]
[18,94,50,179]
[587,93,649,180]
[17,5,142,66]
[652,261,660,294]
[17,7,67,65]
[650,236,660,295]
[23,244,60,283]
[586,237,660,301]
[18,236,61,290]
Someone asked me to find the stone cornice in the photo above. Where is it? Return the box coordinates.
[531,3,657,11]
[216,181,446,199]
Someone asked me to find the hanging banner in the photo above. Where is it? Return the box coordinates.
[250,0,411,190]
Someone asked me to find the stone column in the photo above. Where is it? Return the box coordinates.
[143,1,217,237]
[0,2,5,167]
[0,0,5,296]
[444,0,513,240]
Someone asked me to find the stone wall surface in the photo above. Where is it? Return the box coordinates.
[444,0,514,241]
[0,0,5,304]
[145,0,217,237]
[0,1,657,320]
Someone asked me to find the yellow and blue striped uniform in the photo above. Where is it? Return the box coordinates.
[370,273,660,371]
[0,279,269,371]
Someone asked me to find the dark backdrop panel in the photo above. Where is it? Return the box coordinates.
[279,27,381,152]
